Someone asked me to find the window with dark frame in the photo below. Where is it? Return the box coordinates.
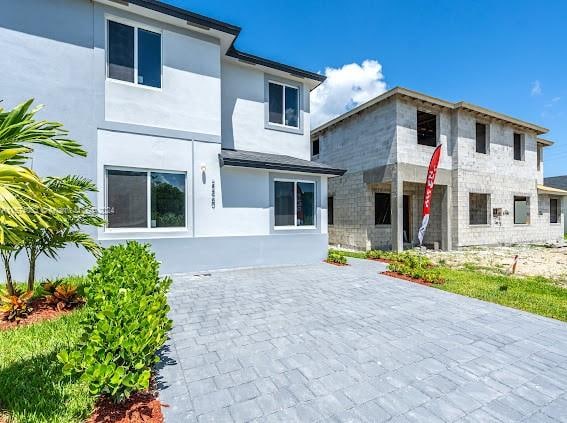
[107,169,186,229]
[328,196,334,225]
[274,180,315,227]
[417,111,437,147]
[469,193,489,225]
[107,20,161,88]
[513,133,523,161]
[550,198,559,224]
[537,145,542,171]
[312,138,320,157]
[375,193,391,225]
[476,122,487,154]
[268,81,299,128]
[514,196,529,224]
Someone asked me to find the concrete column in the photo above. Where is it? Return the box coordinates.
[391,171,404,252]
[441,184,452,251]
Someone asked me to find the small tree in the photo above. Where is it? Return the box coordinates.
[0,99,86,295]
[19,176,105,291]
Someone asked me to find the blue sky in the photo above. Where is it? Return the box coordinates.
[167,0,567,177]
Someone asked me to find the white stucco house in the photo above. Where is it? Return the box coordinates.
[0,0,344,279]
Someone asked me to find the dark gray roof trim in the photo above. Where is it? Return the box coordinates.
[226,45,326,82]
[544,176,567,190]
[126,0,325,82]
[129,0,240,34]
[219,149,346,176]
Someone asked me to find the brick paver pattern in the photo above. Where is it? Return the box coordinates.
[157,259,567,422]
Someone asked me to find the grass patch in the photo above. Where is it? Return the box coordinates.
[0,309,94,423]
[436,267,567,322]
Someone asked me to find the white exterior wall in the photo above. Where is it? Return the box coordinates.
[221,61,311,160]
[0,0,329,279]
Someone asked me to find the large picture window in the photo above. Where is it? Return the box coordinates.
[107,169,186,229]
[108,20,161,88]
[274,180,315,227]
[268,81,299,128]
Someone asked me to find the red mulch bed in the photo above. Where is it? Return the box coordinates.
[381,270,438,287]
[368,258,392,264]
[88,390,165,423]
[0,298,73,331]
[325,260,349,266]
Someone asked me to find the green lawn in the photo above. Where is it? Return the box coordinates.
[0,310,94,423]
[329,247,567,322]
[435,267,567,322]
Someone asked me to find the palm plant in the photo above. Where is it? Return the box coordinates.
[0,99,86,295]
[19,175,104,290]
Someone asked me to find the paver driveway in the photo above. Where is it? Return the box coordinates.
[157,259,567,422]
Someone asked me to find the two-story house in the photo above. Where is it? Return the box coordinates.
[312,87,566,251]
[0,0,344,279]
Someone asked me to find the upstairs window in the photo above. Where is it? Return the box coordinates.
[268,82,299,128]
[514,196,529,224]
[108,20,161,88]
[476,122,488,154]
[537,144,542,171]
[550,198,559,224]
[312,138,320,157]
[274,180,315,227]
[513,133,524,161]
[375,193,391,225]
[417,111,437,146]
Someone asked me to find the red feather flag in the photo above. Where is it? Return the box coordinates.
[418,144,442,246]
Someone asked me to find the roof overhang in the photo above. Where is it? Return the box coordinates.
[537,185,567,196]
[96,0,324,86]
[312,86,549,136]
[219,149,345,176]
[537,138,554,147]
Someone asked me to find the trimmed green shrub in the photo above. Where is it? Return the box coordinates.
[58,241,172,402]
[367,249,442,283]
[327,250,347,265]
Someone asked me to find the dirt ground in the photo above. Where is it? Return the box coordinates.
[423,244,567,284]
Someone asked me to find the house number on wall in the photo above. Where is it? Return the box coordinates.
[211,180,216,209]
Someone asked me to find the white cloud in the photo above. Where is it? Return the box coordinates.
[311,59,387,128]
[531,80,542,96]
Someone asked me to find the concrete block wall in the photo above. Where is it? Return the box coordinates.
[396,100,452,170]
[317,99,397,172]
[328,171,371,250]
[317,95,562,251]
[453,112,563,246]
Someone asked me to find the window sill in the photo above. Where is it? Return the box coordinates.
[265,122,303,135]
[274,225,317,231]
[99,228,191,241]
[106,78,162,92]
[469,224,491,227]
